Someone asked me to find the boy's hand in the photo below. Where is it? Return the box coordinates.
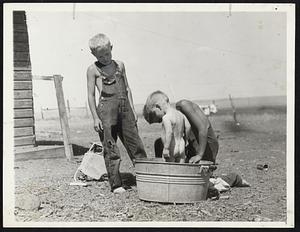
[93,118,103,132]
[189,155,201,164]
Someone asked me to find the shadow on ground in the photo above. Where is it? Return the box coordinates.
[120,172,136,186]
[36,140,89,156]
[99,172,136,186]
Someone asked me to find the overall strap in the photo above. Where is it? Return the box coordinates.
[114,60,124,74]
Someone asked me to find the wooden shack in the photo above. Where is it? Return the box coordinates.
[13,11,70,160]
[13,11,36,148]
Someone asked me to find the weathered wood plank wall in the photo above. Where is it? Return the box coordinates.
[13,11,36,147]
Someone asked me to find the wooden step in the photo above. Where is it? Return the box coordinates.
[14,135,35,146]
[14,145,66,161]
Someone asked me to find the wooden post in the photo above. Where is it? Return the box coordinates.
[67,99,71,118]
[85,102,89,118]
[41,107,44,120]
[229,94,239,125]
[53,75,73,160]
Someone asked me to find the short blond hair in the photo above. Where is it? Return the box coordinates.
[89,33,111,52]
[143,90,169,123]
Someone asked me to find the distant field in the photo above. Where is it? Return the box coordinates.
[135,95,286,117]
[34,95,286,120]
[194,95,286,109]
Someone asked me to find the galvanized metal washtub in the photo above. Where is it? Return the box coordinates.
[135,158,216,203]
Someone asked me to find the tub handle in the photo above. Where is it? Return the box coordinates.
[199,166,209,175]
[209,165,217,171]
[199,165,217,175]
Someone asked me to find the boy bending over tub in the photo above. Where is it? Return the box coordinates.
[143,91,191,163]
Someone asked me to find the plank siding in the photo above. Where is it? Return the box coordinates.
[13,11,36,147]
[14,109,33,118]
[14,51,31,61]
[13,11,26,23]
[13,24,27,32]
[14,99,33,109]
[14,90,33,99]
[14,118,34,128]
[14,71,32,80]
[13,42,30,52]
[14,61,31,69]
[14,67,31,72]
[14,127,34,137]
[14,81,32,90]
[14,31,29,43]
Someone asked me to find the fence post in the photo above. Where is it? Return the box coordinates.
[85,102,89,118]
[67,99,71,118]
[53,75,74,161]
[41,107,44,120]
[229,94,239,125]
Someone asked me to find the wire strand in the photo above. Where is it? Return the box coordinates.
[81,12,285,63]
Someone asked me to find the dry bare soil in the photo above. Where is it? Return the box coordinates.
[14,107,287,222]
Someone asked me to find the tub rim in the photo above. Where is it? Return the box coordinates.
[135,158,214,167]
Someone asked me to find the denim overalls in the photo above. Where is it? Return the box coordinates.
[95,60,147,191]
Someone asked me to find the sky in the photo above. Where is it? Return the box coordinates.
[23,4,287,109]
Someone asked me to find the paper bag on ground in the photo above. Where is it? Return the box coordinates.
[74,142,107,181]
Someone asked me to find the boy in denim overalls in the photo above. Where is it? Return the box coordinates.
[87,34,147,193]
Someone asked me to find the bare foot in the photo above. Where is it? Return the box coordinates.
[113,187,126,194]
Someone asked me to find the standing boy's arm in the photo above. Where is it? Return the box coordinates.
[162,116,172,157]
[121,63,138,122]
[87,65,102,132]
[183,116,191,140]
[192,127,208,163]
[188,102,209,163]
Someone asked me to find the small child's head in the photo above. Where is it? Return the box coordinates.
[143,90,170,124]
[89,33,113,65]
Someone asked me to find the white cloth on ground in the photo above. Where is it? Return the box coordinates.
[209,177,231,192]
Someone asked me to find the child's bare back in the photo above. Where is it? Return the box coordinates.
[162,108,191,163]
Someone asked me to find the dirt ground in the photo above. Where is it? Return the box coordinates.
[14,107,287,222]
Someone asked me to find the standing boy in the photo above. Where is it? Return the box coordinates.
[87,33,147,193]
